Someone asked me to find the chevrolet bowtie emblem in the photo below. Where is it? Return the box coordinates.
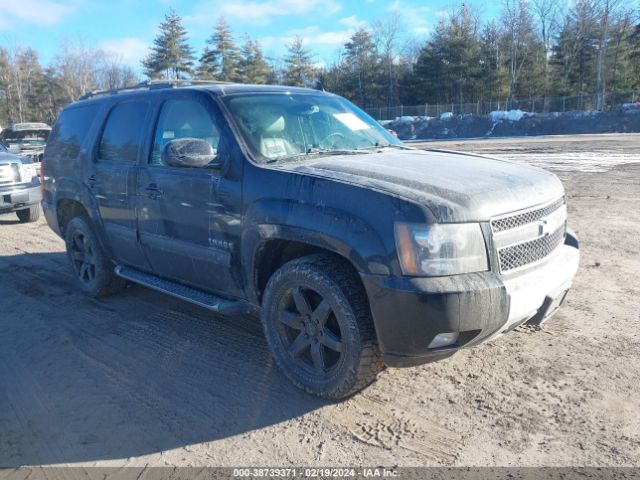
[538,220,550,237]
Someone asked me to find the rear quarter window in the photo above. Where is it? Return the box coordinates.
[45,104,101,161]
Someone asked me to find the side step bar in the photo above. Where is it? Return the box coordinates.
[115,266,255,316]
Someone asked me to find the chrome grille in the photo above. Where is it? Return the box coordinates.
[498,226,565,271]
[491,197,567,273]
[491,197,565,233]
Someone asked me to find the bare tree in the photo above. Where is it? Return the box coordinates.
[0,44,44,124]
[502,0,539,102]
[532,0,561,102]
[372,13,403,108]
[94,51,139,91]
[52,39,101,101]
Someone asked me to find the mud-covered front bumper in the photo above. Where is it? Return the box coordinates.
[0,184,41,213]
[361,230,580,367]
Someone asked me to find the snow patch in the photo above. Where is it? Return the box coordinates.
[440,112,453,120]
[489,110,528,122]
[492,152,640,173]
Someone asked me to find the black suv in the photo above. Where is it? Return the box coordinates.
[42,82,579,399]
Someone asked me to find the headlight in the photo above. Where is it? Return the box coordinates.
[395,222,488,276]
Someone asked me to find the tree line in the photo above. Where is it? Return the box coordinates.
[0,41,137,126]
[1,0,639,127]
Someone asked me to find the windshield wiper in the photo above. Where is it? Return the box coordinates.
[265,148,371,164]
[357,143,414,151]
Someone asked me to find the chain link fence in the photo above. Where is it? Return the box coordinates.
[364,90,640,121]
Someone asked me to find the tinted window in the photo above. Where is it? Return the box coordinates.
[45,104,100,160]
[151,98,221,166]
[98,101,148,163]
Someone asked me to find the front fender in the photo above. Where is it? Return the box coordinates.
[242,199,391,303]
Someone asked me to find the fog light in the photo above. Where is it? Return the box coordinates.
[428,332,459,349]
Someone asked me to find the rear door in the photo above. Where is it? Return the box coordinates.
[136,91,244,297]
[91,99,150,269]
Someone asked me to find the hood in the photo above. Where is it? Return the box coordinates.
[278,149,564,223]
[0,151,24,165]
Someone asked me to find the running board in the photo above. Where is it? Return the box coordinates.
[114,266,254,315]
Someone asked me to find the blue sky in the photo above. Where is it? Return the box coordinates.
[0,0,501,71]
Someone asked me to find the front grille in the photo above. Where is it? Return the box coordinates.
[498,226,565,271]
[491,197,565,233]
[492,196,567,273]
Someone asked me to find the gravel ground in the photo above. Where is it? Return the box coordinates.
[0,134,639,467]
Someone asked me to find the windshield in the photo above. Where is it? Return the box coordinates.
[222,93,403,163]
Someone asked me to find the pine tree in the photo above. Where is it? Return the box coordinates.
[630,23,640,89]
[284,36,315,87]
[240,37,272,84]
[413,5,484,105]
[343,28,379,107]
[550,0,599,95]
[200,17,242,81]
[142,9,195,80]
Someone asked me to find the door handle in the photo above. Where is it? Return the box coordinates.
[145,183,163,199]
[87,175,99,188]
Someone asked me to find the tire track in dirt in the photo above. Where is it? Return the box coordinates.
[323,394,462,462]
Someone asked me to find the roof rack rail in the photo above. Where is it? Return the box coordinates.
[78,79,234,101]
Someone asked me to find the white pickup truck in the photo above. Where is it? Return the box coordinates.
[0,142,41,222]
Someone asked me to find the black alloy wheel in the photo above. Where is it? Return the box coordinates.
[261,253,384,399]
[69,229,97,285]
[276,285,344,375]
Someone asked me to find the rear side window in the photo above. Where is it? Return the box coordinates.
[98,101,148,163]
[45,104,100,160]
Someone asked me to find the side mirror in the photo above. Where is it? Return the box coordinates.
[161,138,218,168]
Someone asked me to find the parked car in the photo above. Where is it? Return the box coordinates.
[0,122,51,174]
[42,82,580,399]
[0,142,41,222]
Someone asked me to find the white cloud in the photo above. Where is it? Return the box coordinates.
[387,0,433,36]
[99,37,149,67]
[187,0,342,27]
[0,0,76,28]
[260,25,353,52]
[338,15,367,30]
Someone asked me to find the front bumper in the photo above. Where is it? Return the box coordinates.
[0,184,41,213]
[361,230,580,367]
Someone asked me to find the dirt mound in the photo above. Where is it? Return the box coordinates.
[386,108,640,140]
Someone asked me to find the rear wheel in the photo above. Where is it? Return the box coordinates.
[64,215,125,297]
[16,205,40,223]
[261,254,384,399]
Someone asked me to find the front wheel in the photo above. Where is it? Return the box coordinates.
[16,205,40,223]
[261,254,384,399]
[64,215,125,297]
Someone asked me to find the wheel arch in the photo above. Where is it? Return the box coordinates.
[245,226,376,308]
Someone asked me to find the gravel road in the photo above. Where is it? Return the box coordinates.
[1,134,639,467]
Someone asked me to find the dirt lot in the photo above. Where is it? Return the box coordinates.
[1,134,639,467]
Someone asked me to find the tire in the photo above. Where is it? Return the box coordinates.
[261,253,384,399]
[64,215,125,297]
[16,205,40,223]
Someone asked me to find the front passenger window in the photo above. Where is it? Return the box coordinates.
[151,99,221,166]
